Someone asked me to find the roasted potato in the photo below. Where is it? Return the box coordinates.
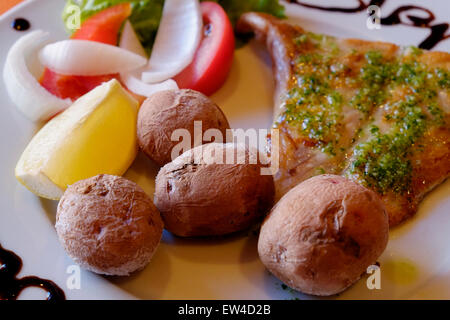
[154,143,275,237]
[55,174,164,276]
[137,89,230,166]
[258,174,389,296]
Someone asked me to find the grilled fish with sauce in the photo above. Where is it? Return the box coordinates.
[237,13,450,226]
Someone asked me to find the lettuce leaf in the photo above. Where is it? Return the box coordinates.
[63,0,285,53]
[208,0,285,27]
[63,0,164,54]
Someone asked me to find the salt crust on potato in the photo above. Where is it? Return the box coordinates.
[137,89,230,166]
[56,174,164,276]
[154,143,275,237]
[258,174,389,296]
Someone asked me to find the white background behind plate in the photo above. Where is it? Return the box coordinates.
[0,0,449,299]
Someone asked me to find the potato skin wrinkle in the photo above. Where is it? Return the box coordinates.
[154,143,275,237]
[56,174,164,276]
[137,89,230,166]
[258,174,389,296]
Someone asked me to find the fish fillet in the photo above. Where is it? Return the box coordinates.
[237,13,450,226]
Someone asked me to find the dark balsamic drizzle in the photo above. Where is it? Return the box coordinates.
[287,0,449,49]
[380,6,449,50]
[11,18,30,31]
[288,0,386,13]
[0,244,65,300]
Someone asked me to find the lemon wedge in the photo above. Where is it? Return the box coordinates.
[15,79,139,200]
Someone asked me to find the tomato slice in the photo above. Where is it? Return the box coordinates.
[173,1,235,96]
[71,2,132,45]
[40,69,119,101]
[40,3,131,100]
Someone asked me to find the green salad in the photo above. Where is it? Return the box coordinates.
[63,0,285,53]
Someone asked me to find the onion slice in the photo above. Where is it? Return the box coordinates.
[121,73,178,97]
[119,20,179,97]
[119,21,147,59]
[141,0,202,83]
[39,40,147,76]
[3,30,71,122]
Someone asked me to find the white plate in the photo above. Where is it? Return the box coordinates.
[0,0,449,300]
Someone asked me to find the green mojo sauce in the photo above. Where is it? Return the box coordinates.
[278,32,449,194]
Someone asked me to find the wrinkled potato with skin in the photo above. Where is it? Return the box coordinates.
[154,143,275,237]
[137,89,230,166]
[258,174,389,296]
[55,174,164,276]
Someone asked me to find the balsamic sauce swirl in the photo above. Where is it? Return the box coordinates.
[287,0,449,49]
[0,244,65,300]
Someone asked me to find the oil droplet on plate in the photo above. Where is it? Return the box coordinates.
[383,258,419,285]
